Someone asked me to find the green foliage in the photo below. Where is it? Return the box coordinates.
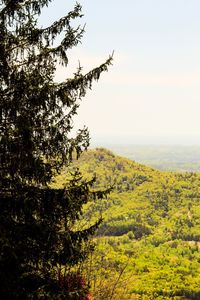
[0,2,112,299]
[57,148,200,299]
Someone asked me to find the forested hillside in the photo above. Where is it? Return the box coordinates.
[54,148,200,300]
[97,145,200,172]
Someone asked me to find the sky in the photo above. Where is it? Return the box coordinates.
[40,0,200,145]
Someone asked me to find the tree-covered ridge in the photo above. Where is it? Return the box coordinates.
[73,148,200,240]
[55,148,200,300]
[104,145,200,172]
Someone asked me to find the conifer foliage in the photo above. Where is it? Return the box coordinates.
[0,1,112,298]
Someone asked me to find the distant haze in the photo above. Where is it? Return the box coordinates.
[90,144,200,172]
[91,135,200,147]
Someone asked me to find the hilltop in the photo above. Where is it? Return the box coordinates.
[93,145,200,172]
[54,148,200,299]
[76,148,200,239]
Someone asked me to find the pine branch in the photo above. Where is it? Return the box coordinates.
[0,0,50,20]
[38,3,83,43]
[56,54,113,99]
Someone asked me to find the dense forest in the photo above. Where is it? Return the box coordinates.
[54,148,200,299]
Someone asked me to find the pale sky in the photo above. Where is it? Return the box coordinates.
[40,0,200,145]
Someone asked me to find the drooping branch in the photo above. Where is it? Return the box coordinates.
[57,54,113,99]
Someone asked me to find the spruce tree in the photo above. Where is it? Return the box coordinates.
[0,1,112,299]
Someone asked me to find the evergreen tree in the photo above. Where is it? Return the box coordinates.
[0,1,112,299]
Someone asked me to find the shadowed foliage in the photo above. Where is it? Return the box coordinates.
[0,1,112,299]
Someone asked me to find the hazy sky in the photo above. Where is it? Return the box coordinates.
[40,0,200,145]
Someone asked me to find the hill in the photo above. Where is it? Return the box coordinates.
[96,145,200,172]
[54,148,200,300]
